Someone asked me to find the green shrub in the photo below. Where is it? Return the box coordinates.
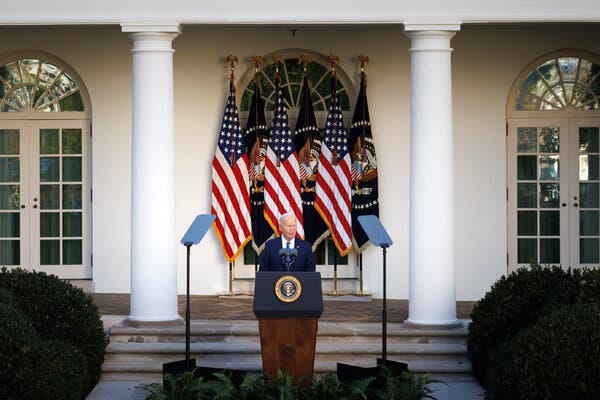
[466,264,578,386]
[575,268,600,304]
[486,303,600,400]
[0,267,106,396]
[141,368,436,400]
[0,289,41,400]
[28,340,91,400]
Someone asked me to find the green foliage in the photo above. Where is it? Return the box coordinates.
[466,264,579,385]
[0,267,106,397]
[0,289,40,400]
[140,368,437,400]
[486,303,600,400]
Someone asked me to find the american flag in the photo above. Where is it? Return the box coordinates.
[315,76,352,256]
[263,77,304,237]
[211,82,252,261]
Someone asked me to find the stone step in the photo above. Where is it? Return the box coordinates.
[100,358,472,382]
[101,319,471,382]
[108,320,468,345]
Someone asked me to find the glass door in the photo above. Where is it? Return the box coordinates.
[508,117,600,271]
[572,119,600,267]
[508,118,570,271]
[0,120,90,278]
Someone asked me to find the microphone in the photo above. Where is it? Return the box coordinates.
[289,248,298,259]
[278,248,287,262]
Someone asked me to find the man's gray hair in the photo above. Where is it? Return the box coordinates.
[279,212,296,224]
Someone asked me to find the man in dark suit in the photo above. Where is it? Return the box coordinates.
[259,212,316,271]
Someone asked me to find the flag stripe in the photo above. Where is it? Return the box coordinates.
[211,84,252,262]
[314,77,353,256]
[263,80,304,238]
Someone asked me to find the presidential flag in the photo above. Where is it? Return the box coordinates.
[294,73,329,250]
[211,81,252,261]
[349,71,379,252]
[263,73,304,237]
[243,77,274,253]
[315,76,352,256]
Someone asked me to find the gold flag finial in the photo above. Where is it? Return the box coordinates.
[298,54,310,72]
[250,55,263,74]
[327,54,339,76]
[357,54,369,73]
[226,54,238,90]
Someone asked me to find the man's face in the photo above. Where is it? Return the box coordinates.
[279,215,297,241]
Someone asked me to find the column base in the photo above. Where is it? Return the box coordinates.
[124,315,184,328]
[403,318,464,330]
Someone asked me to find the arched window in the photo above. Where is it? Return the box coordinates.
[237,49,354,118]
[514,56,600,111]
[0,58,85,112]
[507,50,600,272]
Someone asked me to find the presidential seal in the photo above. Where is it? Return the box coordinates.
[275,275,302,303]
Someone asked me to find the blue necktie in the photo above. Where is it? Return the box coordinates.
[285,241,291,270]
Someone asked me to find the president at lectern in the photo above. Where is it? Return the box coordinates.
[259,212,316,272]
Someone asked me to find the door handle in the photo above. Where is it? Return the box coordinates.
[573,203,579,207]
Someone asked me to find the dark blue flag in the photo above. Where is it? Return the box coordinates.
[243,77,274,253]
[294,74,329,251]
[348,72,379,252]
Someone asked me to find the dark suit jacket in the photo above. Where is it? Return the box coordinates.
[258,237,316,272]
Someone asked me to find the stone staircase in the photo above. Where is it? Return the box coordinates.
[100,319,472,382]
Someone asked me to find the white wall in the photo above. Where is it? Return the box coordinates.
[2,23,599,300]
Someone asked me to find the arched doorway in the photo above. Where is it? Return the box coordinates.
[0,51,92,279]
[507,50,600,272]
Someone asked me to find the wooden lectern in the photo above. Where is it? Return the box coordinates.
[253,272,323,384]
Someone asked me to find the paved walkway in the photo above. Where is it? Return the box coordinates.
[87,294,485,400]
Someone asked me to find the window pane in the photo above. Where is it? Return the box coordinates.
[327,240,348,265]
[0,240,19,265]
[580,155,599,181]
[0,212,19,237]
[62,184,81,209]
[517,127,537,153]
[580,183,599,208]
[540,211,559,236]
[40,239,60,265]
[314,241,325,265]
[580,210,599,236]
[40,184,60,209]
[63,240,82,264]
[0,129,19,154]
[63,212,81,237]
[517,183,537,208]
[540,239,560,263]
[0,185,20,210]
[518,155,537,180]
[580,127,599,153]
[539,155,559,180]
[540,183,560,208]
[518,211,537,236]
[580,238,599,264]
[243,243,257,265]
[0,158,19,182]
[62,129,82,154]
[40,157,59,182]
[40,212,60,237]
[62,157,81,182]
[39,129,59,154]
[518,238,537,263]
[539,127,559,153]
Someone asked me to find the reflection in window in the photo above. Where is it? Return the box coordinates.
[0,58,84,112]
[515,57,600,111]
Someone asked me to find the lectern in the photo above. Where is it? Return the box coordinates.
[253,271,323,384]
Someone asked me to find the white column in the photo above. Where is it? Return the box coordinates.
[122,24,181,326]
[404,25,461,328]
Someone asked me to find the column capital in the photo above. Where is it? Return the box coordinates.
[403,21,461,32]
[121,22,181,34]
